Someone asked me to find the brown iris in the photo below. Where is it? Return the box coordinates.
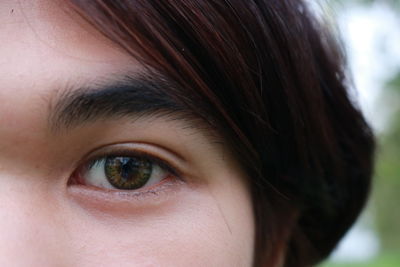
[104,157,152,190]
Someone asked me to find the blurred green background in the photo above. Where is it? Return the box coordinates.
[318,0,400,266]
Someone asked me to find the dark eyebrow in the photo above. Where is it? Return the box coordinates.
[49,74,190,132]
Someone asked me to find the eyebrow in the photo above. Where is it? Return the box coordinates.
[49,74,191,132]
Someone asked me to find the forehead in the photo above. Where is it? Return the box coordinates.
[0,0,138,87]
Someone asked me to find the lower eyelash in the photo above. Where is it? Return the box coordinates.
[67,177,186,211]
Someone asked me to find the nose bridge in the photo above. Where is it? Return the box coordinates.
[0,177,68,266]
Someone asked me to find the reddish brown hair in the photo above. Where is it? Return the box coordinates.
[69,1,375,266]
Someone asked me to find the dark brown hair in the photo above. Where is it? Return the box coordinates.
[69,1,375,266]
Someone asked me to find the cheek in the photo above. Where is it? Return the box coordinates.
[64,187,254,267]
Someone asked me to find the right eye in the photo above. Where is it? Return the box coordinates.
[72,155,175,191]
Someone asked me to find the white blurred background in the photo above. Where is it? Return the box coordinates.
[314,1,400,266]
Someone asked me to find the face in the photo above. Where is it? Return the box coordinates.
[0,1,255,266]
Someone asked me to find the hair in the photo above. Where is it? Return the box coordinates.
[68,1,375,266]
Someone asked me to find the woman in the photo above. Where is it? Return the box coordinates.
[0,0,374,266]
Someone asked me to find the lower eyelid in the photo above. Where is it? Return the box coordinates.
[67,178,187,215]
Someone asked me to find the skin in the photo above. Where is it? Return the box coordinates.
[0,0,255,266]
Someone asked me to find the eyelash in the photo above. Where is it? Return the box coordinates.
[70,148,181,193]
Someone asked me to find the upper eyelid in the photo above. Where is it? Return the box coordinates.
[81,141,186,164]
[88,153,179,177]
[78,143,186,178]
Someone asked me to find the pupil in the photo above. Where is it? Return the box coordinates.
[121,158,136,181]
